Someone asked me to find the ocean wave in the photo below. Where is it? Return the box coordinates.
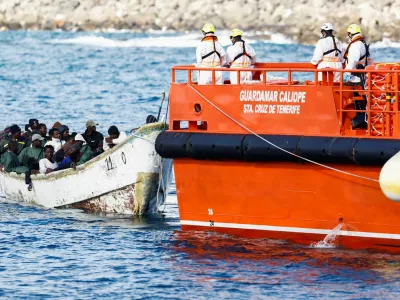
[370,38,400,49]
[48,31,292,48]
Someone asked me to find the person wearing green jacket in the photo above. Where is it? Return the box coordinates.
[18,134,45,167]
[74,134,93,166]
[0,141,29,174]
[0,125,26,155]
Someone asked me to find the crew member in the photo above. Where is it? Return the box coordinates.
[196,23,226,85]
[311,23,343,82]
[343,24,372,77]
[226,29,256,84]
[343,24,372,129]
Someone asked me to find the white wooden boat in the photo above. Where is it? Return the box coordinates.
[0,122,173,215]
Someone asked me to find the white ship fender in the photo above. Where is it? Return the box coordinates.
[380,151,400,202]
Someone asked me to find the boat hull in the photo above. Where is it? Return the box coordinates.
[0,122,173,215]
[173,159,400,252]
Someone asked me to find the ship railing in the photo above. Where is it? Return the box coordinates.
[171,65,400,137]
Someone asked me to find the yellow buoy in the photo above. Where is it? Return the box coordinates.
[380,151,400,202]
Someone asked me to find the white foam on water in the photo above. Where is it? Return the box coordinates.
[49,33,199,48]
[48,30,292,48]
[370,38,400,49]
[310,223,343,249]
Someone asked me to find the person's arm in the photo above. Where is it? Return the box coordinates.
[345,45,362,70]
[3,154,16,173]
[77,149,93,166]
[225,46,233,67]
[18,148,26,165]
[39,159,50,174]
[96,133,104,153]
[248,45,256,65]
[103,137,110,151]
[111,132,128,145]
[310,41,323,65]
[218,43,226,66]
[196,46,203,65]
[54,157,72,171]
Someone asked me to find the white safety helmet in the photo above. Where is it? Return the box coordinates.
[321,23,334,31]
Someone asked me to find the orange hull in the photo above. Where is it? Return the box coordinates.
[160,62,400,253]
[174,159,400,252]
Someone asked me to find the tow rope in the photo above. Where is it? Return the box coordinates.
[187,84,379,183]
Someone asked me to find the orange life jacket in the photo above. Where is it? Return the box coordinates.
[231,40,252,66]
[201,36,221,60]
[343,35,370,68]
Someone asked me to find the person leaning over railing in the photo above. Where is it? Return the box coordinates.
[195,23,226,85]
[225,29,256,84]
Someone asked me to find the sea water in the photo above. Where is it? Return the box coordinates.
[1,31,400,298]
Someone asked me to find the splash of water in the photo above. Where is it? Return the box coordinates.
[310,223,343,248]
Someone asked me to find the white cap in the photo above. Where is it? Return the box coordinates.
[32,134,44,141]
[321,23,334,31]
[74,134,86,142]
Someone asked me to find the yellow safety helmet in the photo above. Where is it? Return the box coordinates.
[230,28,243,39]
[347,24,362,35]
[202,23,215,34]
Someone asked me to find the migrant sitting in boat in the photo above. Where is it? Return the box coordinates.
[39,145,58,174]
[104,125,128,151]
[0,119,129,190]
[82,120,104,157]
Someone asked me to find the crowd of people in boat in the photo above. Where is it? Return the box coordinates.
[0,118,130,190]
[197,22,372,84]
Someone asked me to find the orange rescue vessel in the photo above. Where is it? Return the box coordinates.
[156,62,400,253]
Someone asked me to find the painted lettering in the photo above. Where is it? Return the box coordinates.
[240,89,305,115]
